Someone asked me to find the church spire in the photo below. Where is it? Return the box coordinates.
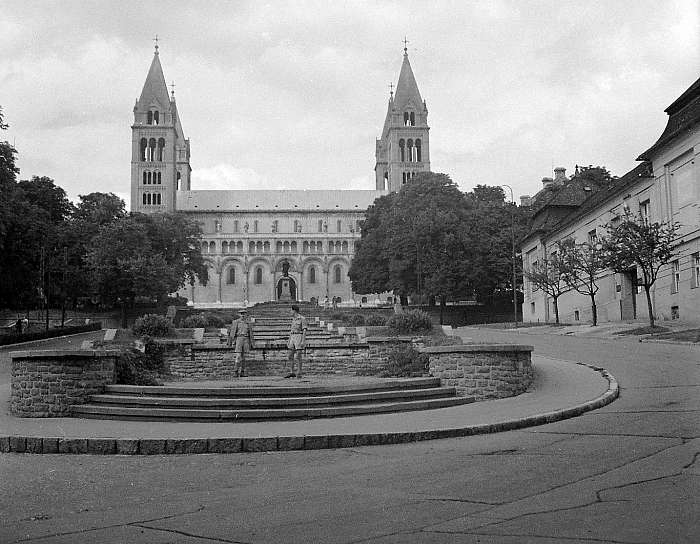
[137,43,171,109]
[393,44,423,110]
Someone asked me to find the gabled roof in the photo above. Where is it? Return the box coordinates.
[137,50,171,111]
[638,76,700,161]
[393,51,423,111]
[177,190,387,212]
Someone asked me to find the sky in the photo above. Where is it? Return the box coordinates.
[1,0,698,209]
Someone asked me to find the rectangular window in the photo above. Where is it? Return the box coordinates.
[574,310,580,321]
[337,220,342,233]
[671,260,680,293]
[640,200,650,223]
[234,220,239,233]
[693,253,700,289]
[253,220,259,233]
[530,302,535,314]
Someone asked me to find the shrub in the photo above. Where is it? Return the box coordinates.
[365,314,387,326]
[330,312,345,322]
[380,343,429,377]
[132,314,175,338]
[347,313,365,326]
[115,340,167,385]
[387,309,433,334]
[182,314,207,328]
[203,313,225,328]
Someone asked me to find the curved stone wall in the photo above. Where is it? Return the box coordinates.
[10,350,119,417]
[423,344,534,400]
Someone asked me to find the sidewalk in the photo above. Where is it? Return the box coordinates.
[0,355,617,454]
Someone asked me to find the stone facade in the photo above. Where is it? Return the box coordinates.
[130,46,428,307]
[10,350,119,417]
[424,344,534,399]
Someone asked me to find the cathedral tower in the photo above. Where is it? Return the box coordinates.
[375,46,430,192]
[130,43,191,212]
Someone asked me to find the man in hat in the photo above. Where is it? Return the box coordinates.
[227,308,254,377]
[285,304,308,378]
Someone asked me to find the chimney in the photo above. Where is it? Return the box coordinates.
[542,177,554,188]
[553,167,567,184]
[520,195,532,207]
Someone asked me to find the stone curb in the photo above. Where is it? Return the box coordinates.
[0,363,618,455]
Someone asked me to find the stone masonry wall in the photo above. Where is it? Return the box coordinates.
[425,345,534,400]
[10,350,119,417]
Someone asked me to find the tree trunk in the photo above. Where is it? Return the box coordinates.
[644,285,655,328]
[553,296,560,324]
[590,294,597,326]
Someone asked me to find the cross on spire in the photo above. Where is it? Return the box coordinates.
[403,36,409,54]
[388,82,394,98]
[153,34,159,53]
[169,80,176,99]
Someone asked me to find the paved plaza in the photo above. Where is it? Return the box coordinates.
[0,327,698,543]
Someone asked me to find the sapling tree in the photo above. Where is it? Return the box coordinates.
[558,239,607,326]
[524,243,567,324]
[603,214,680,328]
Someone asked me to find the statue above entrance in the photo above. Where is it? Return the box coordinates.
[282,260,290,277]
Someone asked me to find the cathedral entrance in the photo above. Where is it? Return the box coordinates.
[277,276,297,301]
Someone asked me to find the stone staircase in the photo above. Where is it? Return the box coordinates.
[70,378,473,421]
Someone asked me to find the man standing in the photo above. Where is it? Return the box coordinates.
[285,304,307,378]
[227,308,254,378]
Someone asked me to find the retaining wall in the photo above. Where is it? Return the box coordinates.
[10,350,119,417]
[424,344,534,399]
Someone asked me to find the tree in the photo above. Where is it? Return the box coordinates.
[523,243,567,324]
[558,239,606,326]
[603,214,680,328]
[88,213,208,327]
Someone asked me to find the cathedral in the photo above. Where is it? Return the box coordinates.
[130,44,430,307]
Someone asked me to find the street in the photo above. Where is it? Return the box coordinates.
[1,328,698,543]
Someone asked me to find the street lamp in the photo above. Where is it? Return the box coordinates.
[500,184,518,327]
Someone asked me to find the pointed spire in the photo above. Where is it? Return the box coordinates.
[393,44,423,110]
[137,41,171,109]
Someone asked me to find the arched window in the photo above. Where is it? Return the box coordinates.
[334,264,342,283]
[237,241,243,253]
[148,138,156,161]
[140,138,147,161]
[222,241,229,253]
[147,111,153,125]
[142,193,148,205]
[303,241,308,254]
[201,241,208,253]
[249,241,255,254]
[156,193,161,205]
[157,172,162,184]
[157,138,165,161]
[309,266,316,284]
[342,241,348,253]
[399,139,405,162]
[402,172,407,184]
[415,139,422,162]
[227,267,235,284]
[153,111,159,125]
[335,241,341,253]
[264,241,270,253]
[276,241,283,253]
[316,241,323,253]
[410,112,415,126]
[256,241,263,253]
[176,171,181,190]
[143,172,147,184]
[209,241,215,253]
[361,296,368,304]
[255,266,263,285]
[328,242,334,253]
[291,241,297,253]
[407,139,413,162]
[403,112,409,126]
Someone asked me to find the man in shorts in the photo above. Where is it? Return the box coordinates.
[285,304,307,378]
[227,308,254,377]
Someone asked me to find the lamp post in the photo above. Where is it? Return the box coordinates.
[500,185,518,327]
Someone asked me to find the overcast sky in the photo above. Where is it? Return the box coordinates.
[1,1,698,209]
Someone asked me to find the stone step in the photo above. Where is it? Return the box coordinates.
[105,377,441,397]
[86,387,456,408]
[71,396,473,421]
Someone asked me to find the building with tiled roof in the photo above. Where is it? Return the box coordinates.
[129,45,429,307]
[520,75,700,324]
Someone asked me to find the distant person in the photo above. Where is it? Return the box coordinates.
[323,295,330,310]
[15,319,22,334]
[285,304,307,379]
[227,309,254,378]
